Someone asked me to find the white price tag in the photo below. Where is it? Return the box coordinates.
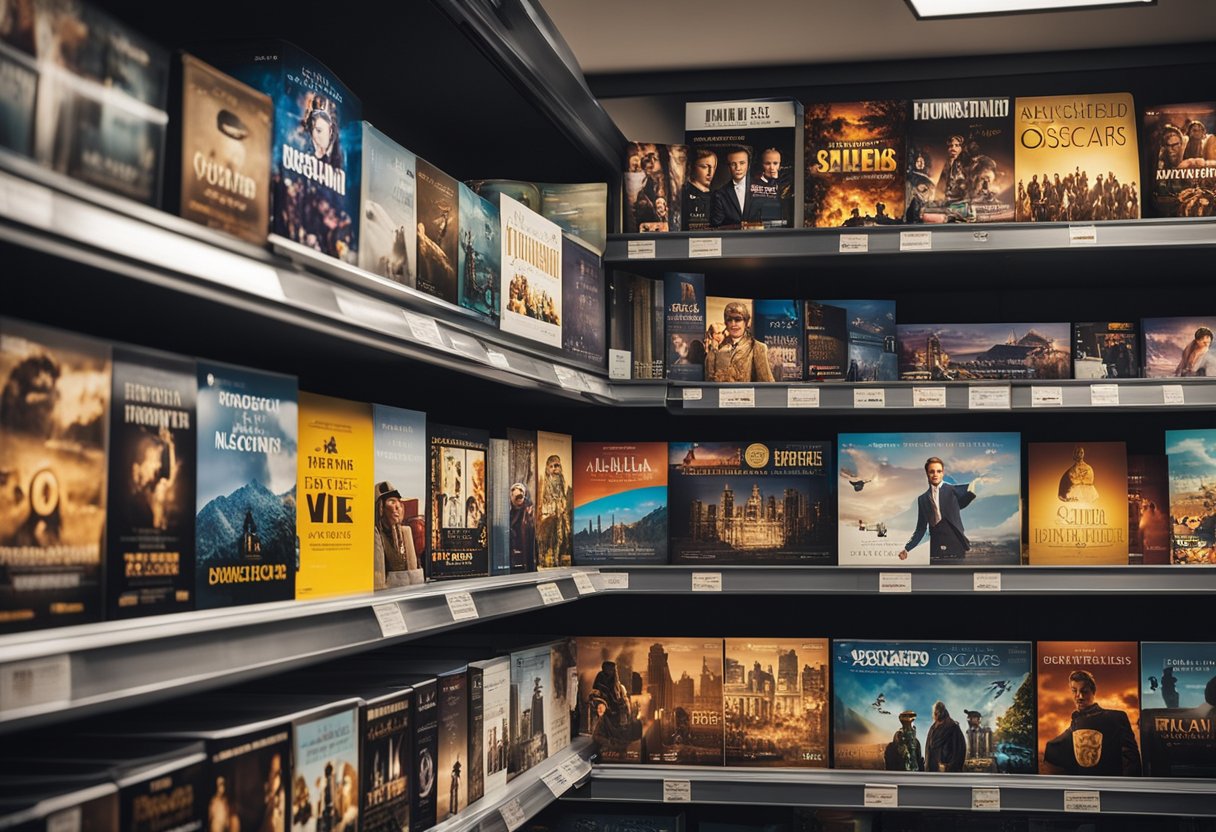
[0,655,71,714]
[1163,384,1185,405]
[537,582,564,605]
[1032,386,1064,407]
[1064,790,1101,813]
[541,765,574,797]
[839,234,869,253]
[627,240,656,259]
[863,785,898,807]
[688,237,722,258]
[0,171,53,230]
[972,788,1001,811]
[554,365,586,391]
[608,349,631,380]
[719,388,755,408]
[372,603,408,637]
[691,572,723,592]
[787,388,820,408]
[499,797,527,832]
[662,780,692,803]
[333,293,408,337]
[403,311,444,345]
[572,572,597,595]
[1069,225,1098,245]
[601,573,629,590]
[1090,384,1120,406]
[853,388,886,408]
[969,386,1012,409]
[900,231,932,251]
[486,351,511,370]
[559,755,591,785]
[46,808,81,832]
[913,387,947,408]
[682,388,703,401]
[973,573,1002,592]
[447,332,488,363]
[879,573,912,593]
[445,591,479,622]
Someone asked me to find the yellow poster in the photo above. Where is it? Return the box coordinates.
[297,392,374,598]
[1028,442,1129,565]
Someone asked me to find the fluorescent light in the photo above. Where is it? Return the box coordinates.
[907,0,1153,19]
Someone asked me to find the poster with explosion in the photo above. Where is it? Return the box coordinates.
[804,100,906,227]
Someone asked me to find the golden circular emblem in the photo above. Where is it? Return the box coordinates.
[744,443,770,469]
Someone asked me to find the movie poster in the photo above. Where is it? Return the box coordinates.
[361,690,411,832]
[205,724,290,832]
[573,442,668,565]
[1142,317,1216,377]
[359,123,416,285]
[1140,642,1216,777]
[106,346,195,619]
[684,99,802,229]
[803,301,849,381]
[1037,641,1141,776]
[664,273,707,382]
[293,705,360,832]
[508,644,552,778]
[833,640,1035,773]
[1027,442,1129,565]
[1166,429,1216,564]
[669,441,834,565]
[458,183,500,323]
[372,404,426,589]
[1128,454,1170,565]
[506,428,538,573]
[499,194,563,348]
[536,431,573,569]
[753,300,802,382]
[297,393,373,599]
[838,432,1021,566]
[435,670,467,821]
[623,142,686,232]
[804,100,906,227]
[408,677,438,832]
[0,319,109,632]
[1140,102,1216,218]
[561,234,606,368]
[897,322,1071,380]
[473,657,510,801]
[195,361,297,608]
[427,425,489,580]
[907,97,1014,224]
[578,637,725,765]
[1072,321,1141,379]
[820,299,898,381]
[1014,92,1139,221]
[724,638,829,767]
[415,158,459,304]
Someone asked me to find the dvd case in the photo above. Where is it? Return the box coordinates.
[573,442,668,565]
[1140,642,1216,777]
[359,123,417,286]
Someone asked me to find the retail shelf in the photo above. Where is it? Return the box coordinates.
[603,219,1216,267]
[0,568,604,735]
[592,565,1216,595]
[576,765,1216,817]
[0,152,611,406]
[665,378,1216,413]
[439,738,595,832]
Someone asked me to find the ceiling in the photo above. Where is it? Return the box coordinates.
[538,0,1216,76]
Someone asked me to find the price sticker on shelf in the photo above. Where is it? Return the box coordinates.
[334,292,409,337]
[0,655,71,715]
[537,582,564,605]
[486,350,511,370]
[689,237,722,258]
[839,234,869,253]
[541,765,575,797]
[46,807,81,832]
[973,573,1002,593]
[554,365,586,392]
[787,387,820,408]
[879,573,912,593]
[1090,384,1120,406]
[403,311,444,345]
[853,388,886,408]
[627,240,656,259]
[560,755,592,781]
[913,387,947,408]
[1031,386,1064,407]
[608,349,631,380]
[572,572,597,595]
[499,797,527,832]
[0,171,53,230]
[445,591,479,622]
[1064,791,1101,813]
[972,788,1001,811]
[691,572,723,592]
[662,780,692,803]
[601,573,630,590]
[1069,225,1098,245]
[682,388,703,402]
[968,386,1011,409]
[719,387,755,408]
[899,230,932,251]
[372,603,408,638]
[863,785,898,807]
[1163,384,1186,405]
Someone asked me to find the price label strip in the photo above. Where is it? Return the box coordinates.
[0,655,72,715]
[372,603,408,637]
[691,572,723,592]
[499,797,527,832]
[662,780,692,803]
[537,582,564,605]
[446,591,479,622]
[863,785,898,807]
[879,573,912,593]
[572,572,597,595]
[601,573,629,590]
